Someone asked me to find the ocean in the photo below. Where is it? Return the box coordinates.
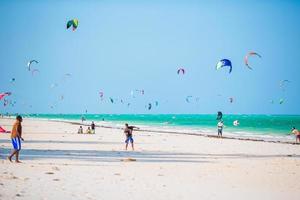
[26,114,300,142]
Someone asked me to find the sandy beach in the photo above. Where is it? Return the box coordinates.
[0,117,300,200]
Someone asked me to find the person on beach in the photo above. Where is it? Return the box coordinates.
[291,127,300,143]
[7,115,24,163]
[86,127,92,134]
[217,120,224,137]
[124,123,139,151]
[78,126,83,134]
[91,121,95,134]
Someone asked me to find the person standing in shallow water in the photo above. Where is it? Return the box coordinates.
[91,121,95,134]
[8,115,24,163]
[217,120,224,138]
[124,123,139,151]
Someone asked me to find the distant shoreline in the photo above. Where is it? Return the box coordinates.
[18,117,299,146]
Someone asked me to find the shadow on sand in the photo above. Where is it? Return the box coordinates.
[1,143,299,164]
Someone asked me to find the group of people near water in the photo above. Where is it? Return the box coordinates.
[77,122,139,150]
[77,121,96,134]
[4,115,300,163]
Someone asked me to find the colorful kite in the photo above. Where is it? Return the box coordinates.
[216,59,232,73]
[67,19,79,31]
[0,92,11,100]
[244,51,261,70]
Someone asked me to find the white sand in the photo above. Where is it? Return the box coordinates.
[0,118,300,200]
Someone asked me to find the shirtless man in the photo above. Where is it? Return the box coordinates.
[8,115,24,163]
[124,123,139,151]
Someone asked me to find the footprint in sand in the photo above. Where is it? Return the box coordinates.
[53,179,60,181]
[52,166,60,171]
[11,176,18,180]
[121,158,136,162]
[45,172,54,175]
[114,173,121,176]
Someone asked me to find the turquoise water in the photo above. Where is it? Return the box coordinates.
[26,114,300,138]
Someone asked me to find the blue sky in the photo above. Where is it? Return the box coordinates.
[0,0,299,114]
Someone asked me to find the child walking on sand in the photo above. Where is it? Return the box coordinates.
[124,123,139,151]
[8,115,24,163]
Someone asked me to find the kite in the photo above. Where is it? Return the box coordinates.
[185,96,193,103]
[31,69,40,76]
[50,83,58,88]
[131,89,144,97]
[279,98,284,104]
[99,91,104,100]
[27,60,38,71]
[279,80,290,91]
[135,89,144,95]
[62,73,72,82]
[177,68,185,75]
[9,100,16,107]
[0,126,9,133]
[130,90,135,98]
[3,99,9,107]
[229,97,234,103]
[216,59,232,73]
[109,97,114,104]
[67,19,79,31]
[233,120,240,126]
[148,103,152,110]
[155,101,159,106]
[64,73,72,79]
[0,92,11,100]
[10,78,15,83]
[244,51,261,70]
[217,111,223,120]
